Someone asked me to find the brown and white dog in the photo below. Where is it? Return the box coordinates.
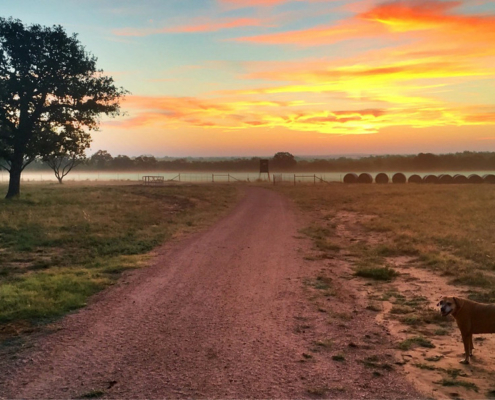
[438,296,495,364]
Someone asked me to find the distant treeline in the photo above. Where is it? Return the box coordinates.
[24,151,495,172]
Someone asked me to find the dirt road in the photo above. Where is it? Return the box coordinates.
[0,187,419,398]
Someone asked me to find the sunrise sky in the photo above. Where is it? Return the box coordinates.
[2,0,495,156]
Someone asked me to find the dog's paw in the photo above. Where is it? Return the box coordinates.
[459,359,470,365]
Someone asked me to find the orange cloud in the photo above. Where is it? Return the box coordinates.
[233,0,495,47]
[114,17,264,37]
[362,0,495,36]
[233,18,385,46]
[109,93,495,137]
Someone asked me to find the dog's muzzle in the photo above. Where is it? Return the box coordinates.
[440,307,452,317]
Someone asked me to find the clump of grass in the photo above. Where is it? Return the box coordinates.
[315,238,341,253]
[452,272,495,288]
[425,355,443,362]
[314,276,333,290]
[80,389,105,398]
[306,386,328,396]
[445,368,467,379]
[366,303,382,312]
[402,296,428,307]
[332,354,345,361]
[303,275,335,297]
[354,266,398,281]
[294,324,312,333]
[434,328,449,336]
[398,336,435,350]
[362,356,394,370]
[314,339,333,350]
[390,305,414,314]
[467,290,495,303]
[400,315,421,326]
[435,379,478,392]
[413,363,436,371]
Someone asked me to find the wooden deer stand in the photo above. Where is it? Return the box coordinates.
[259,159,270,181]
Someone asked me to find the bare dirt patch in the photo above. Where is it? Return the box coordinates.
[0,187,419,399]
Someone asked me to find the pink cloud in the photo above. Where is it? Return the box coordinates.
[114,17,264,37]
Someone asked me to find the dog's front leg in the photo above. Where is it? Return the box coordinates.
[460,333,471,364]
[469,335,474,357]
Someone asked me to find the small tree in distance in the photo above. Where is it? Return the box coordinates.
[43,133,88,183]
[0,17,127,198]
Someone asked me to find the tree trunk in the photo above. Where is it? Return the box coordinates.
[5,158,22,199]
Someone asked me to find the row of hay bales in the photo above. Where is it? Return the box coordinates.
[343,173,495,184]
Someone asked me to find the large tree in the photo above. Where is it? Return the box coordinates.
[0,18,126,198]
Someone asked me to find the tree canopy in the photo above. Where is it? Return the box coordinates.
[0,17,126,198]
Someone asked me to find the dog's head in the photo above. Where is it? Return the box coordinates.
[437,296,459,317]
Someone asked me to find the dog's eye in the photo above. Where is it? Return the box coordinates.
[447,302,451,306]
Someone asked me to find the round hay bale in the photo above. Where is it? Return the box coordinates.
[392,173,406,184]
[357,173,373,184]
[438,174,453,184]
[453,174,468,184]
[468,174,483,184]
[375,173,389,184]
[408,174,422,184]
[423,174,438,184]
[483,174,495,184]
[343,173,358,184]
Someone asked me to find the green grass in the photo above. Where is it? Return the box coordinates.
[354,266,398,281]
[413,363,436,371]
[390,305,414,314]
[80,389,105,398]
[0,183,237,329]
[398,336,435,350]
[435,379,478,392]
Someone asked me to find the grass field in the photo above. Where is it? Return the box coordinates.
[0,183,237,334]
[279,184,495,298]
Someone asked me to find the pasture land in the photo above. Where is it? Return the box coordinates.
[0,183,237,335]
[282,184,495,290]
[279,183,495,398]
